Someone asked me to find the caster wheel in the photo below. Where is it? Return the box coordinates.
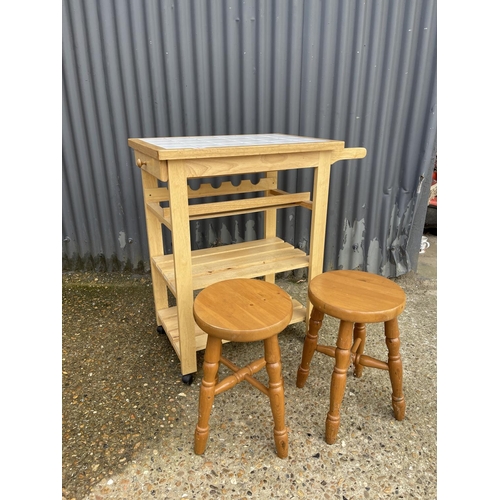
[182,373,195,385]
[157,325,165,334]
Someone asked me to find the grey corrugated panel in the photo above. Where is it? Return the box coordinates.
[63,0,152,270]
[323,0,437,276]
[62,0,437,277]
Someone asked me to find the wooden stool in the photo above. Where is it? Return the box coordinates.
[296,270,406,444]
[193,278,293,458]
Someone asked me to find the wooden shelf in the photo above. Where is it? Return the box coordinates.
[146,190,311,229]
[158,298,306,354]
[152,237,309,294]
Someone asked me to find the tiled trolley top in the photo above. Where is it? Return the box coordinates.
[140,134,329,150]
[129,133,342,161]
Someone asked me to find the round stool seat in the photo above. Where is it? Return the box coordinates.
[194,278,293,342]
[308,270,406,323]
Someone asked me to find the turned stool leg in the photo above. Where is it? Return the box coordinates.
[353,322,367,378]
[325,320,353,444]
[385,318,406,421]
[296,306,324,387]
[264,335,288,458]
[194,336,222,455]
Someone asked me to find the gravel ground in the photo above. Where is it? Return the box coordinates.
[62,237,437,500]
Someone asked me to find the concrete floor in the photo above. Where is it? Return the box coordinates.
[62,233,437,500]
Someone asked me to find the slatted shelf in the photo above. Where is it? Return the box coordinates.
[152,237,309,294]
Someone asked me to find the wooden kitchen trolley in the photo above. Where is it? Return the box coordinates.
[128,134,366,383]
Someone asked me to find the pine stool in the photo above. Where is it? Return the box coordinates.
[296,270,406,444]
[193,278,293,458]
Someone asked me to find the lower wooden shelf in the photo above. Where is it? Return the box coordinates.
[153,237,309,293]
[158,298,306,356]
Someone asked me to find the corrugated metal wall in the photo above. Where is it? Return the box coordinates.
[62,0,437,277]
